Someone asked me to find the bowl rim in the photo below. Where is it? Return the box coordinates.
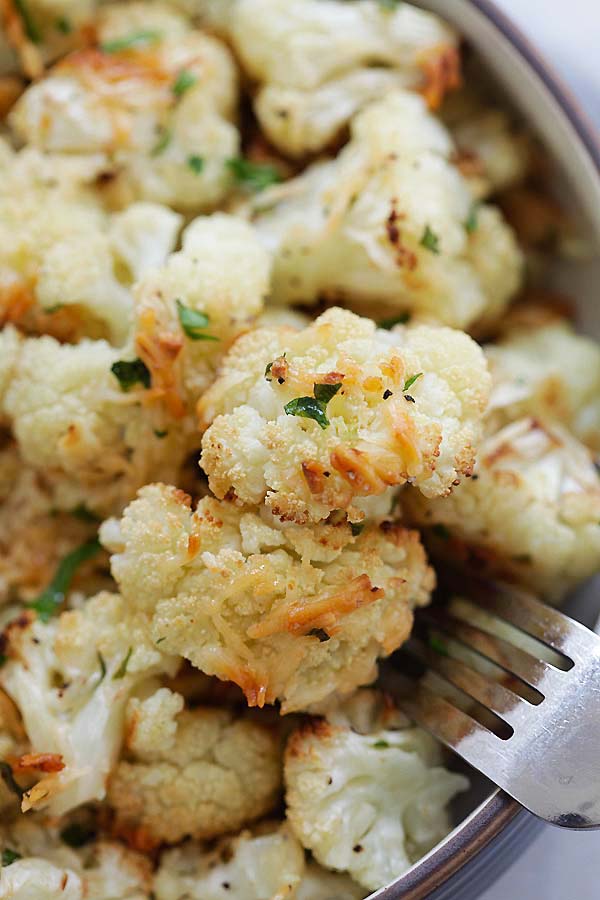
[374,2,600,897]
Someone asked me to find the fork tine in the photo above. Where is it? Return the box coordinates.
[440,570,597,662]
[423,608,557,690]
[405,638,534,727]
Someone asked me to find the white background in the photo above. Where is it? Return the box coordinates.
[479,2,600,898]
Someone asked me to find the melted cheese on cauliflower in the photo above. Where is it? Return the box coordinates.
[249,91,523,328]
[10,2,240,212]
[405,417,600,599]
[100,482,434,712]
[199,307,490,523]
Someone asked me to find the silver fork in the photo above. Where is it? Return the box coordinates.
[382,574,600,828]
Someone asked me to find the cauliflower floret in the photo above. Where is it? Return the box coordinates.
[228,0,459,157]
[154,822,305,900]
[0,144,181,344]
[107,696,282,847]
[0,331,190,515]
[250,91,523,328]
[296,863,365,900]
[0,592,179,814]
[100,482,434,712]
[0,689,28,813]
[0,443,103,605]
[134,214,269,418]
[404,417,600,599]
[0,817,152,900]
[485,318,600,452]
[198,307,490,523]
[9,2,240,212]
[284,706,468,891]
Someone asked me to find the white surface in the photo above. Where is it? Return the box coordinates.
[479,2,600,899]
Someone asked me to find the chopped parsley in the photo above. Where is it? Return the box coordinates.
[0,654,6,668]
[432,523,451,540]
[378,313,411,329]
[402,372,423,393]
[187,155,204,175]
[154,429,168,439]
[151,127,172,157]
[350,523,365,536]
[0,762,23,800]
[429,634,449,657]
[27,540,101,623]
[372,739,390,749]
[420,224,441,254]
[265,354,286,381]
[378,0,402,8]
[71,503,100,523]
[1,849,21,867]
[111,358,151,391]
[465,202,480,234]
[101,30,161,53]
[55,16,72,34]
[172,69,198,97]
[60,824,96,848]
[284,382,342,430]
[97,652,107,684]
[155,636,166,645]
[227,157,281,192]
[14,0,40,43]
[176,299,218,341]
[113,647,133,680]
[308,628,330,643]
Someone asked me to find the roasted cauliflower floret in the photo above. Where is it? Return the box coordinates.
[0,688,28,812]
[134,214,269,418]
[0,331,190,515]
[0,592,178,814]
[107,692,282,847]
[250,91,523,328]
[485,318,600,451]
[405,417,600,599]
[198,307,490,523]
[0,143,181,344]
[296,863,365,900]
[284,706,468,891]
[154,822,305,900]
[100,482,434,712]
[228,0,459,157]
[9,2,240,212]
[0,817,152,900]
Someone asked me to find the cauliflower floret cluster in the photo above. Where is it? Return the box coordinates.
[485,317,600,451]
[199,307,490,523]
[250,90,523,328]
[0,141,181,344]
[100,482,434,712]
[284,694,468,892]
[0,592,179,814]
[10,2,240,212]
[134,213,269,418]
[154,822,305,900]
[0,328,190,515]
[0,817,152,900]
[107,688,282,847]
[227,0,459,157]
[405,417,600,599]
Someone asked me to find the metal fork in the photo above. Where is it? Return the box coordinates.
[382,574,600,828]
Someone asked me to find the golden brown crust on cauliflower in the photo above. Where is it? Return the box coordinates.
[405,417,600,599]
[101,482,434,712]
[198,307,490,523]
[107,697,281,848]
[284,699,468,891]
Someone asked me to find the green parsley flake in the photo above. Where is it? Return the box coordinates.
[431,523,451,540]
[350,523,365,537]
[113,647,133,680]
[111,358,151,391]
[284,382,342,430]
[2,849,21,867]
[27,540,101,623]
[372,739,390,749]
[71,503,100,523]
[176,299,219,341]
[420,224,441,254]
[402,372,423,393]
[97,652,107,684]
[15,0,40,43]
[0,654,6,668]
[378,0,402,8]
[154,429,168,439]
[465,203,480,234]
[60,824,96,848]
[151,127,172,157]
[55,16,72,34]
[187,154,204,175]
[227,157,281,192]
[378,313,411,329]
[172,69,198,97]
[429,635,449,657]
[101,30,161,53]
